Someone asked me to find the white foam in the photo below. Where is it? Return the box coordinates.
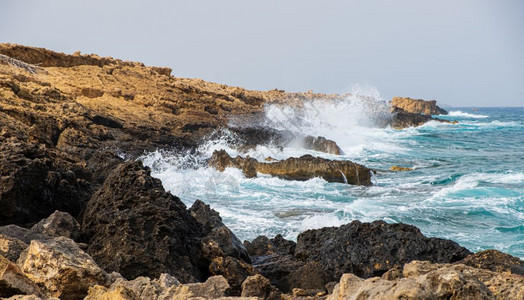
[448,110,489,118]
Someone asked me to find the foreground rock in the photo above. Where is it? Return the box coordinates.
[328,260,524,300]
[17,237,109,300]
[0,255,41,298]
[81,161,203,282]
[294,221,471,283]
[391,97,448,115]
[460,249,524,275]
[209,150,372,185]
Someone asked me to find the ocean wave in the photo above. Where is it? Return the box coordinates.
[447,110,489,118]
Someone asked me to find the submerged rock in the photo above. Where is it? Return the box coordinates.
[81,161,203,282]
[391,97,448,115]
[209,150,372,185]
[390,165,412,171]
[294,220,472,281]
[328,260,524,300]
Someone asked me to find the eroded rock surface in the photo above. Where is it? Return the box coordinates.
[0,255,41,298]
[392,97,448,115]
[209,150,372,185]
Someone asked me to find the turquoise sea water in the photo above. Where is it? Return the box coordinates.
[142,105,523,259]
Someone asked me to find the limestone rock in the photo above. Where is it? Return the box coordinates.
[391,97,448,115]
[0,235,27,262]
[81,161,203,282]
[0,255,41,298]
[209,256,258,294]
[29,210,80,240]
[241,274,281,300]
[295,220,472,281]
[390,165,412,171]
[209,150,372,185]
[328,260,524,300]
[303,136,343,155]
[17,237,109,300]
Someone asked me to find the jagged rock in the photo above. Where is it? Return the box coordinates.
[0,225,51,244]
[460,249,524,275]
[81,161,203,282]
[16,237,108,300]
[303,136,343,155]
[244,234,296,257]
[295,220,472,282]
[328,260,524,300]
[241,274,281,300]
[189,200,251,263]
[280,261,329,294]
[209,256,258,294]
[0,255,41,298]
[390,107,456,129]
[1,295,47,300]
[391,97,448,115]
[209,150,372,185]
[29,210,80,240]
[173,276,231,299]
[0,235,27,262]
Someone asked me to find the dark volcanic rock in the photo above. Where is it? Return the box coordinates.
[208,256,258,294]
[81,161,203,282]
[244,234,296,257]
[295,220,472,281]
[391,107,456,129]
[460,249,524,275]
[209,150,372,185]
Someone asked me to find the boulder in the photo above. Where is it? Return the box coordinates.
[328,260,524,300]
[460,249,524,275]
[189,200,251,263]
[29,210,80,240]
[391,97,448,115]
[16,237,109,300]
[0,255,41,298]
[209,150,372,185]
[0,235,27,262]
[0,225,51,244]
[241,274,281,300]
[295,220,472,281]
[81,161,203,282]
[302,136,343,155]
[244,234,296,257]
[280,261,329,294]
[209,256,258,294]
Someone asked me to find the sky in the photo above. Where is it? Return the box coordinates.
[1,0,523,107]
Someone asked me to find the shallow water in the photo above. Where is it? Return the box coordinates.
[142,102,524,259]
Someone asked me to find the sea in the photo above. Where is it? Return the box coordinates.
[141,92,524,259]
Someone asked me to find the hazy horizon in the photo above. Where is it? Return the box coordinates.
[1,0,523,107]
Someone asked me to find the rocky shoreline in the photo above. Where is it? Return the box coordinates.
[1,44,522,299]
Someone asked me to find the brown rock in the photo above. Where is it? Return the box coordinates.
[460,249,524,275]
[209,256,258,294]
[389,165,412,171]
[0,255,41,298]
[29,210,80,240]
[391,97,448,115]
[303,136,343,155]
[16,237,109,300]
[209,150,372,185]
[0,235,27,262]
[241,274,281,300]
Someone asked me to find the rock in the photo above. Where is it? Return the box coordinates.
[209,150,372,185]
[2,295,47,300]
[250,254,304,293]
[303,136,343,155]
[0,235,27,262]
[29,210,80,240]
[189,200,251,263]
[209,256,258,294]
[81,161,203,282]
[328,260,524,300]
[0,225,51,244]
[460,249,524,275]
[391,97,448,115]
[176,276,231,299]
[241,274,281,300]
[294,220,472,281]
[244,234,296,257]
[0,255,41,298]
[280,261,329,294]
[16,237,109,300]
[389,165,412,171]
[390,107,456,129]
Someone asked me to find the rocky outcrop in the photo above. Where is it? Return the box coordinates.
[209,150,372,185]
[391,97,448,115]
[0,255,41,298]
[390,107,456,129]
[294,220,472,282]
[81,161,203,282]
[328,260,524,300]
[17,237,109,300]
[460,249,524,275]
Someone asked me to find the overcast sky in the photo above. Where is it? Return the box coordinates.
[1,0,523,106]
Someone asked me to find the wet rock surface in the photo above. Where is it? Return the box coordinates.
[209,150,373,185]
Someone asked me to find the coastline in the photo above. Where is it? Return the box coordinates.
[0,44,522,299]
